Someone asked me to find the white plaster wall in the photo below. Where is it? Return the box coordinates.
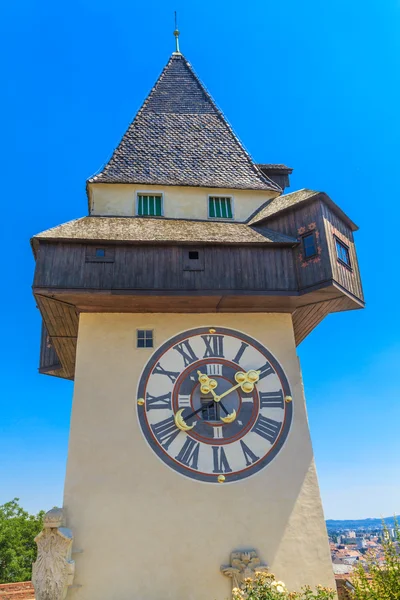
[64,313,335,600]
[88,183,276,222]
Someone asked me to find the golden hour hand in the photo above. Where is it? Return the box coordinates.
[197,370,218,397]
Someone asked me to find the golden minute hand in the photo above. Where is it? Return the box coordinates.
[214,381,242,402]
[214,369,260,402]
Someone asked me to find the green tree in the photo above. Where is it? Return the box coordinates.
[350,520,400,600]
[0,498,44,583]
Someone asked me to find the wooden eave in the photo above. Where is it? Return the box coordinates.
[34,278,363,381]
[30,233,299,259]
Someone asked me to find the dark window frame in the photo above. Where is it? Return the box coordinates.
[301,231,318,259]
[334,236,352,269]
[137,329,154,348]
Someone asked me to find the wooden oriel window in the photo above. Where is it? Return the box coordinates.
[208,196,233,219]
[137,194,163,217]
[335,237,351,268]
[302,232,317,258]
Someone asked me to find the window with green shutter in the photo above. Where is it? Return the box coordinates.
[208,196,233,219]
[137,194,163,216]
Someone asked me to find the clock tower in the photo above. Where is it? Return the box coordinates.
[31,40,364,600]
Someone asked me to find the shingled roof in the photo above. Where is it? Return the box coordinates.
[248,189,358,231]
[88,53,281,192]
[31,216,297,250]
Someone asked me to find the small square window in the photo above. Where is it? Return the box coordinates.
[302,233,317,258]
[335,237,351,268]
[137,330,153,348]
[189,251,199,260]
[137,194,163,216]
[208,197,233,219]
[96,248,105,258]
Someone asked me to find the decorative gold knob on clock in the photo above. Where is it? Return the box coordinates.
[137,398,145,406]
[217,475,226,483]
[285,396,293,403]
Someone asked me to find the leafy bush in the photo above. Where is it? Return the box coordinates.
[232,571,336,600]
[0,499,44,583]
[350,520,400,600]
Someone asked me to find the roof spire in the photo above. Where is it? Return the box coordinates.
[173,11,181,54]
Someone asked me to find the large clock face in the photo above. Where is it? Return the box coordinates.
[137,327,293,483]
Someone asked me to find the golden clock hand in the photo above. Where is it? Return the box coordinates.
[215,381,242,402]
[197,370,218,396]
[214,369,261,402]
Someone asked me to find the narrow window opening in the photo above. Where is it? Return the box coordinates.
[189,251,199,260]
[335,237,351,267]
[137,330,154,348]
[302,233,317,259]
[95,248,106,258]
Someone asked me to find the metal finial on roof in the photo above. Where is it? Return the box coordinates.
[173,11,181,54]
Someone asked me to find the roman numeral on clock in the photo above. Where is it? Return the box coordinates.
[212,446,232,473]
[213,427,224,439]
[151,416,180,449]
[252,415,282,444]
[173,340,198,367]
[153,362,180,383]
[202,335,224,358]
[240,440,259,466]
[175,437,200,470]
[233,341,249,364]
[257,361,275,380]
[146,392,172,411]
[206,364,222,376]
[178,394,191,407]
[259,390,284,409]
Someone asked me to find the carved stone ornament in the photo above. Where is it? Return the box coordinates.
[221,550,268,595]
[32,508,75,600]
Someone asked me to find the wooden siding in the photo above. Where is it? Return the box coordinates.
[257,199,363,303]
[321,203,364,302]
[36,296,79,380]
[256,200,333,293]
[34,243,298,293]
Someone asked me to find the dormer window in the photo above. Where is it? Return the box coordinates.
[137,194,163,217]
[208,196,233,219]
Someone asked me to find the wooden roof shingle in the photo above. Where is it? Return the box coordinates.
[248,189,358,231]
[88,54,281,192]
[32,216,298,248]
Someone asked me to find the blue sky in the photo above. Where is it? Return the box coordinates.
[1,0,399,520]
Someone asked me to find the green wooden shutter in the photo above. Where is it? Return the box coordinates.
[138,194,163,216]
[209,197,233,219]
[209,198,215,217]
